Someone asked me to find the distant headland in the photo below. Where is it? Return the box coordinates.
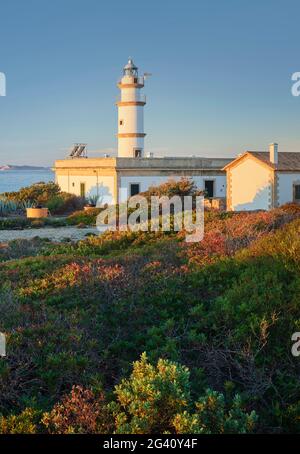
[0,165,52,171]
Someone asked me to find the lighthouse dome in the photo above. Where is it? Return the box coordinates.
[123,58,138,76]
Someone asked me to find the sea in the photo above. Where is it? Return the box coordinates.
[0,169,55,194]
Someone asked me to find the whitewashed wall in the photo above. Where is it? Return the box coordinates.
[56,174,115,203]
[57,173,227,205]
[119,175,226,203]
[118,105,144,133]
[118,137,144,158]
[277,173,300,205]
[118,74,145,158]
[229,159,271,211]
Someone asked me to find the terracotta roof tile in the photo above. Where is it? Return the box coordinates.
[248,151,300,171]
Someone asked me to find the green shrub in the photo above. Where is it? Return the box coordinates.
[44,217,68,227]
[2,182,84,216]
[141,178,199,200]
[67,208,102,226]
[0,199,18,216]
[0,408,38,434]
[46,196,66,214]
[31,219,45,228]
[112,354,256,434]
[47,193,84,215]
[0,238,50,261]
[41,355,256,434]
[3,182,60,205]
[238,218,300,270]
[0,216,70,231]
[0,217,30,230]
[173,391,257,434]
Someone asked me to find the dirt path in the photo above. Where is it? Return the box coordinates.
[0,226,98,242]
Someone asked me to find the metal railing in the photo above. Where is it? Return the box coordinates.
[118,76,145,85]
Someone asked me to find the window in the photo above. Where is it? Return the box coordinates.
[134,149,142,158]
[134,77,138,83]
[130,183,140,197]
[119,120,123,126]
[204,180,214,198]
[294,184,300,201]
[80,182,86,198]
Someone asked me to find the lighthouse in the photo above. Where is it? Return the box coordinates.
[55,57,231,206]
[117,58,146,158]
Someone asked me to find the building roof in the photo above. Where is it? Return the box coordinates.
[115,156,232,171]
[223,151,300,172]
[55,156,232,171]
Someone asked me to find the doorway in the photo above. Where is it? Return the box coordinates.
[204,180,214,198]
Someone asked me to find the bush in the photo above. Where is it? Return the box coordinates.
[67,208,102,226]
[0,216,69,231]
[46,196,66,214]
[44,217,68,227]
[0,217,30,230]
[238,218,300,270]
[141,178,199,200]
[112,353,191,434]
[112,354,256,434]
[42,386,113,434]
[0,238,50,261]
[280,202,300,215]
[47,194,84,215]
[0,199,18,217]
[41,356,256,434]
[3,182,60,205]
[173,391,257,434]
[0,408,38,434]
[31,219,45,228]
[2,182,84,216]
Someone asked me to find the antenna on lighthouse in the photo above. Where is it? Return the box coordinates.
[143,72,152,80]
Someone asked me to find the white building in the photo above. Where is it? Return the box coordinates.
[54,59,230,204]
[223,143,300,211]
[54,59,300,211]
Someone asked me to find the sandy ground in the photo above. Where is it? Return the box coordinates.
[0,226,99,242]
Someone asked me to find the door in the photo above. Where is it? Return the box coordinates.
[294,184,300,202]
[80,182,86,198]
[130,183,140,197]
[204,180,214,198]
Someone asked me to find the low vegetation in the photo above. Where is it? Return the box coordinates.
[0,355,256,434]
[0,182,104,230]
[0,180,300,433]
[1,182,85,217]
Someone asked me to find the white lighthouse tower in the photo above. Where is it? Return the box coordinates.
[117,58,146,158]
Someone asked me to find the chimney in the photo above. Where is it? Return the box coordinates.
[269,143,278,165]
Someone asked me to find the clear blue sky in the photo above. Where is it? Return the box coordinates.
[0,0,300,165]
